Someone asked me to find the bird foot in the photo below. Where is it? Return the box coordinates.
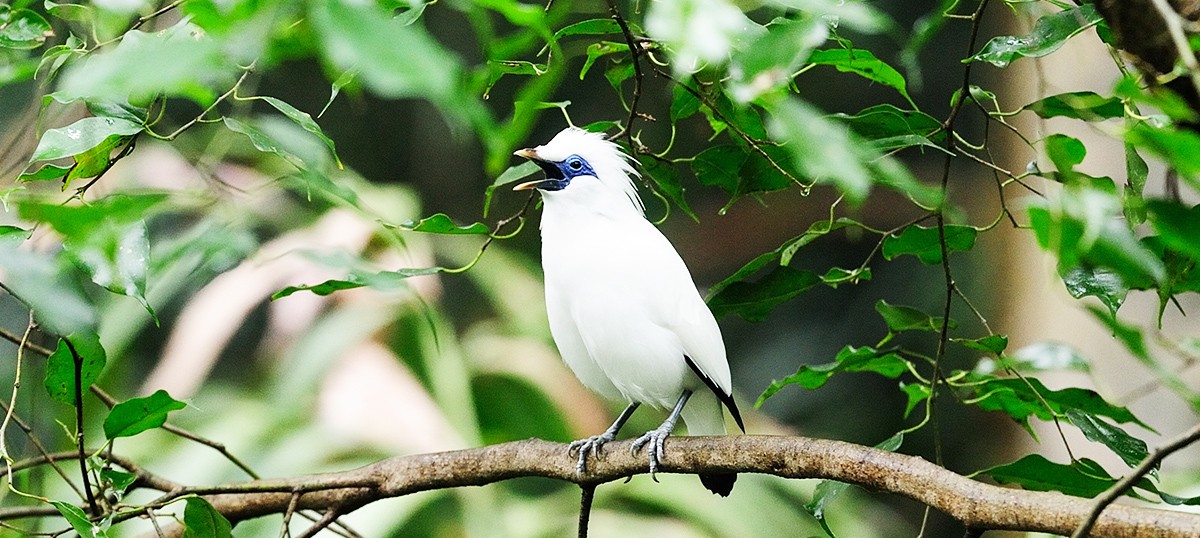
[630,426,672,481]
[568,431,617,474]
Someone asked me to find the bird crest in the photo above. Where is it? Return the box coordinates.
[522,128,645,215]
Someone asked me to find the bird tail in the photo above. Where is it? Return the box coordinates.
[681,390,737,497]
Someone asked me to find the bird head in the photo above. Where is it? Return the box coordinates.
[513,128,644,215]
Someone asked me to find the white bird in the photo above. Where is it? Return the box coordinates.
[513,127,744,496]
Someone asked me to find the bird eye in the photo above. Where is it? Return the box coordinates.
[568,158,583,171]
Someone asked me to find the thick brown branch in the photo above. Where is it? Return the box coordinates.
[142,436,1197,537]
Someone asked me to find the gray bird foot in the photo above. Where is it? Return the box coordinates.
[568,431,617,474]
[630,426,672,481]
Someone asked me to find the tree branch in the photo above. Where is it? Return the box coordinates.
[126,436,1199,537]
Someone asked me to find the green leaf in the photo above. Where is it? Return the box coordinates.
[100,468,137,496]
[309,1,475,125]
[398,213,490,235]
[819,266,871,287]
[882,224,977,264]
[0,246,96,335]
[30,117,143,162]
[875,300,951,333]
[830,104,945,150]
[1065,408,1150,469]
[50,501,102,538]
[18,163,71,182]
[1146,201,1200,260]
[707,266,820,322]
[223,116,306,169]
[44,333,107,406]
[58,21,232,106]
[272,267,444,300]
[0,7,52,50]
[639,155,696,221]
[1061,265,1127,317]
[969,4,1102,68]
[983,454,1116,498]
[757,345,910,405]
[1004,341,1091,373]
[808,48,914,106]
[730,15,827,102]
[65,134,131,188]
[767,99,869,202]
[553,18,621,40]
[691,145,747,195]
[710,218,855,295]
[1024,91,1123,121]
[103,389,188,440]
[182,497,232,538]
[900,382,931,417]
[1125,122,1200,186]
[670,83,701,123]
[952,334,1009,355]
[964,373,1151,433]
[249,96,343,169]
[1124,143,1149,225]
[484,161,539,216]
[1044,134,1086,175]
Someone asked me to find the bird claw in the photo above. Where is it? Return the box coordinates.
[630,427,672,482]
[568,432,616,474]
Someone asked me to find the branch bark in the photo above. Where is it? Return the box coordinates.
[142,436,1198,537]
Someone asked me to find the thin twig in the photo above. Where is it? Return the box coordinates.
[1147,0,1200,105]
[604,0,644,147]
[578,484,596,538]
[294,508,342,538]
[1071,422,1200,538]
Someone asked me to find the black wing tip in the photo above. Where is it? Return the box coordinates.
[699,473,737,497]
[684,355,746,433]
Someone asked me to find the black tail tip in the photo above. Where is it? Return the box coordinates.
[699,473,737,497]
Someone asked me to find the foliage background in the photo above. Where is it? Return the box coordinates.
[1,0,1199,536]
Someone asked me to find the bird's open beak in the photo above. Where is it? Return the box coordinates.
[513,148,545,190]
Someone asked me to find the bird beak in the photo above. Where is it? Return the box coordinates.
[513,147,546,190]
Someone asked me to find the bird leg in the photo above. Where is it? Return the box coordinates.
[630,390,692,481]
[569,402,640,474]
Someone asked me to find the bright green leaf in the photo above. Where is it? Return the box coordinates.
[103,389,188,439]
[273,267,444,300]
[484,161,539,217]
[1044,134,1086,174]
[250,96,343,169]
[983,454,1116,498]
[553,18,621,40]
[1146,201,1200,260]
[757,345,910,404]
[1065,408,1150,469]
[1025,91,1123,121]
[1061,265,1127,317]
[50,501,102,538]
[0,8,52,50]
[30,117,142,162]
[953,334,1009,355]
[18,163,71,182]
[969,5,1101,68]
[182,497,232,538]
[809,48,914,106]
[399,213,490,235]
[875,300,951,333]
[882,224,977,264]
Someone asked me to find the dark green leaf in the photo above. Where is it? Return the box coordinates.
[691,145,747,195]
[707,266,819,322]
[875,300,951,333]
[882,224,977,264]
[1061,265,1127,317]
[30,117,143,162]
[809,48,914,106]
[757,345,910,405]
[1065,408,1150,469]
[474,373,572,444]
[1024,91,1123,121]
[399,213,490,235]
[969,5,1101,67]
[272,267,444,299]
[983,454,1116,498]
[103,389,188,439]
[830,104,945,148]
[639,155,696,221]
[1124,144,1149,225]
[50,501,100,538]
[820,266,871,287]
[709,218,855,296]
[0,8,52,50]
[44,333,107,406]
[182,497,232,538]
[965,373,1151,433]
